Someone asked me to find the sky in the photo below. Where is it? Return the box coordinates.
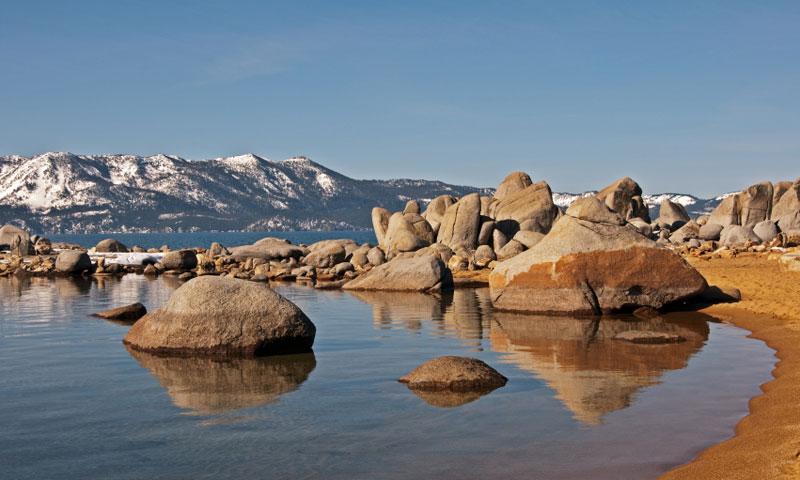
[1,1,798,196]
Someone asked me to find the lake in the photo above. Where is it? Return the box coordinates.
[0,272,774,479]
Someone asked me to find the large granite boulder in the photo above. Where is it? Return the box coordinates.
[343,254,452,292]
[303,240,348,267]
[55,251,92,274]
[771,183,800,225]
[403,200,420,214]
[422,195,456,233]
[719,225,761,247]
[491,181,560,236]
[436,193,481,251]
[669,221,700,244]
[657,199,690,230]
[0,224,33,256]
[95,238,129,253]
[371,207,391,246]
[489,197,707,314]
[596,177,650,222]
[229,238,306,261]
[698,222,724,241]
[161,250,198,271]
[708,195,741,226]
[123,276,316,356]
[494,171,533,201]
[753,220,779,243]
[739,182,774,227]
[383,212,434,254]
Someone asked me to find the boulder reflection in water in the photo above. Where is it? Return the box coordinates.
[127,348,316,415]
[491,312,710,425]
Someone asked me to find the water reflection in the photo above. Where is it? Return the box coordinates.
[346,287,712,424]
[127,348,316,415]
[491,312,709,425]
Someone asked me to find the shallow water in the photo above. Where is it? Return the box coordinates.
[0,275,774,480]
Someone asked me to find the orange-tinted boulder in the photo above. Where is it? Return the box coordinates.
[489,197,707,314]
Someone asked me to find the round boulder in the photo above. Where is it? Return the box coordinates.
[55,251,92,274]
[161,250,198,271]
[123,276,316,356]
[95,238,129,253]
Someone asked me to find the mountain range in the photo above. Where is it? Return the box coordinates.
[0,152,722,234]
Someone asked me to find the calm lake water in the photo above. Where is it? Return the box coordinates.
[48,231,377,249]
[0,274,774,479]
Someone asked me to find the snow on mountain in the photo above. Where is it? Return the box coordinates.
[0,151,725,233]
[0,152,489,233]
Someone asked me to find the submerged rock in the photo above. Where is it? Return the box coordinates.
[489,197,707,314]
[613,330,686,344]
[123,276,316,356]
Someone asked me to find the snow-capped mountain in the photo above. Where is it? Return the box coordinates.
[0,152,722,233]
[0,152,492,233]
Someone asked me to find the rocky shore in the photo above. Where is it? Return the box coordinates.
[2,174,798,305]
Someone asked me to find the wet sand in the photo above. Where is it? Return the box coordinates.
[662,254,800,479]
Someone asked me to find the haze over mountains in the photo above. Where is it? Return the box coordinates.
[0,152,722,234]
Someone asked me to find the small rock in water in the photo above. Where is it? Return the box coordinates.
[399,356,507,392]
[613,331,686,344]
[93,303,147,323]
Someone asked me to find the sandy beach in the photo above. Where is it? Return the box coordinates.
[662,254,800,479]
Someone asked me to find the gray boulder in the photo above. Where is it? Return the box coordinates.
[422,195,456,233]
[657,199,690,230]
[371,207,391,246]
[0,224,33,256]
[698,223,724,241]
[719,225,761,247]
[56,251,92,274]
[436,193,481,251]
[95,238,129,253]
[477,219,494,246]
[595,177,650,222]
[383,212,433,253]
[491,181,560,236]
[399,356,507,392]
[753,220,779,243]
[342,254,452,292]
[496,239,526,261]
[669,221,700,244]
[739,182,774,227]
[628,217,653,237]
[162,250,198,271]
[708,195,741,226]
[124,276,315,356]
[366,247,386,266]
[303,241,347,268]
[494,171,532,201]
[229,238,306,261]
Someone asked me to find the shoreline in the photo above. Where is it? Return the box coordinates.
[661,255,800,479]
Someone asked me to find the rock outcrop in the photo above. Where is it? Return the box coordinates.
[489,197,707,314]
[596,177,650,222]
[0,224,33,256]
[123,276,316,356]
[436,193,481,251]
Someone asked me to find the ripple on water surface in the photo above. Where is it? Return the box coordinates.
[0,275,775,480]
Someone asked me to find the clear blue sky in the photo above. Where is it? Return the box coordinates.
[1,1,798,196]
